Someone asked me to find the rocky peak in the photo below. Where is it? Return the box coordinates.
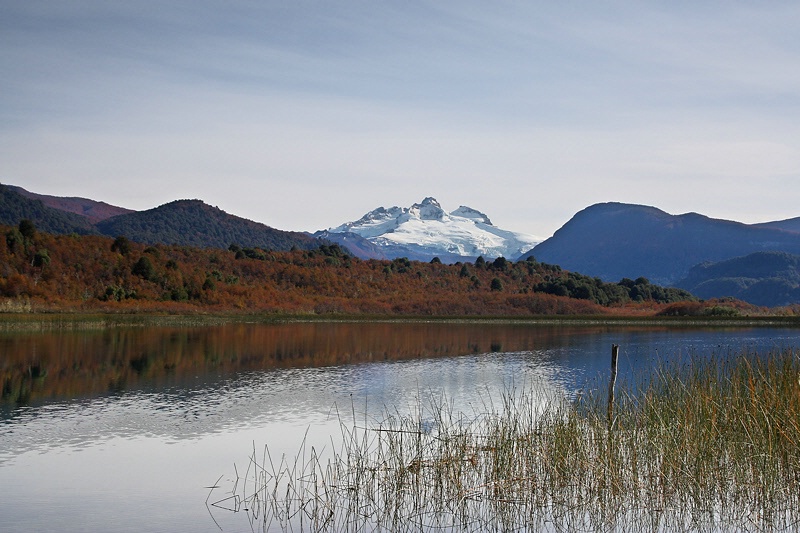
[409,197,446,221]
[452,206,493,225]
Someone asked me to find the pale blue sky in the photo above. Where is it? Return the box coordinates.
[2,1,799,237]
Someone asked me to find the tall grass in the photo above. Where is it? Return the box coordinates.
[210,348,800,531]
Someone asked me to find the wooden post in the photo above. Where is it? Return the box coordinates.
[608,344,619,428]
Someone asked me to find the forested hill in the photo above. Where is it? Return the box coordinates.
[0,222,706,315]
[8,185,133,223]
[0,184,323,252]
[95,199,321,250]
[0,184,97,235]
[677,251,800,307]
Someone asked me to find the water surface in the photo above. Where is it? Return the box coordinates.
[2,321,798,532]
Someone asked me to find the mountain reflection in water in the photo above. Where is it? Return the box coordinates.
[2,322,800,533]
[2,321,614,409]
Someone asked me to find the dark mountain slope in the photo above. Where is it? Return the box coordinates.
[8,185,133,223]
[521,203,800,286]
[677,251,800,307]
[0,184,97,235]
[96,199,322,250]
[754,217,800,234]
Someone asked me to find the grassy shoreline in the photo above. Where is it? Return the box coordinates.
[2,311,800,331]
[212,347,800,532]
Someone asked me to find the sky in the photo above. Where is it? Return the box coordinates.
[2,1,799,239]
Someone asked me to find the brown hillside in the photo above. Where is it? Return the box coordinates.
[9,185,134,223]
[0,224,711,316]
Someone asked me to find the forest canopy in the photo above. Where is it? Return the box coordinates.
[0,222,704,316]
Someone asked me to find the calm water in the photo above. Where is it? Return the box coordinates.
[2,321,799,532]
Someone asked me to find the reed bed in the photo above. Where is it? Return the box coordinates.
[210,348,800,532]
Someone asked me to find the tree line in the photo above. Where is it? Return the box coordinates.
[0,220,704,315]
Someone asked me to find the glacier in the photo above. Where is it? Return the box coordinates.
[322,197,542,262]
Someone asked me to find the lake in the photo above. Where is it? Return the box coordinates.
[2,320,799,532]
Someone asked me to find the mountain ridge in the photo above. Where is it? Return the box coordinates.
[522,202,800,286]
[98,199,324,250]
[8,185,134,223]
[0,184,98,235]
[7,184,800,305]
[0,184,324,252]
[753,217,800,234]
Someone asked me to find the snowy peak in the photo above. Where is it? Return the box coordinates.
[410,197,446,221]
[358,206,405,225]
[451,206,492,225]
[326,198,542,262]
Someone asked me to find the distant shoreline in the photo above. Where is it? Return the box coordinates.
[2,312,800,331]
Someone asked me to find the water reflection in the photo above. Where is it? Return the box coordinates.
[2,322,800,533]
[4,322,798,457]
[1,350,571,461]
[2,322,630,410]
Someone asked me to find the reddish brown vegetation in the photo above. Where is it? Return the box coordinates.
[0,224,721,316]
[0,322,612,404]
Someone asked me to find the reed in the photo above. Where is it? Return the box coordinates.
[210,347,800,531]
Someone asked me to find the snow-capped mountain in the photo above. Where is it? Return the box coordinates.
[321,197,542,262]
